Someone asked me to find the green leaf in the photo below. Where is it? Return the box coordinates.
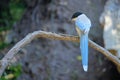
[76,55,82,61]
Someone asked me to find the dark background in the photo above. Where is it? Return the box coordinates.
[0,0,120,80]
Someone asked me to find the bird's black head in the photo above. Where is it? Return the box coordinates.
[71,12,83,19]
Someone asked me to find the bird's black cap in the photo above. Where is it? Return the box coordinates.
[71,12,83,19]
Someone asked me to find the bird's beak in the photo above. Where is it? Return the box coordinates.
[71,18,77,21]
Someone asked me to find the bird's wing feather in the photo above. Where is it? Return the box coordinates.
[75,20,85,31]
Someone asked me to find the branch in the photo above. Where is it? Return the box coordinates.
[0,30,120,76]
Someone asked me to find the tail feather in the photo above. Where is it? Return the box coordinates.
[80,34,88,72]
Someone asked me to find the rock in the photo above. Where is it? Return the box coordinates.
[99,0,120,72]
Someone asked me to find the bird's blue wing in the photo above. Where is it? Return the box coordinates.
[75,19,86,31]
[75,18,91,33]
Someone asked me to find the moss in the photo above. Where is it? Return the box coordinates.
[0,42,9,49]
[0,27,11,32]
[0,0,26,49]
[0,0,26,31]
[0,64,22,80]
[9,0,26,22]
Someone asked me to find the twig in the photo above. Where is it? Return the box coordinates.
[0,30,120,76]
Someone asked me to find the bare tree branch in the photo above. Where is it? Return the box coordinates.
[0,30,120,76]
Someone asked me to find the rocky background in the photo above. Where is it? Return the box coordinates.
[0,0,120,80]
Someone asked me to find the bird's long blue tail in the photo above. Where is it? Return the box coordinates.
[80,34,88,72]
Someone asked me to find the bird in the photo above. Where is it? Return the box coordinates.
[71,12,91,72]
